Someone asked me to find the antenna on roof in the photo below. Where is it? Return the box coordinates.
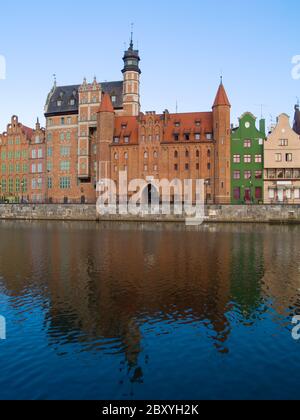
[255,104,267,119]
[53,74,57,87]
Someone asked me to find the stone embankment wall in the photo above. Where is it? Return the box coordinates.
[0,204,300,223]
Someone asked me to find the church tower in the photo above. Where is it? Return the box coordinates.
[122,34,141,116]
[212,79,231,204]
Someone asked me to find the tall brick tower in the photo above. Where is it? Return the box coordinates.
[212,79,231,204]
[122,34,141,117]
[97,93,115,181]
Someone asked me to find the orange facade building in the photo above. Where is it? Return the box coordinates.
[0,41,231,204]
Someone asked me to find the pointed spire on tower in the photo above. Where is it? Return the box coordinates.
[36,117,40,130]
[130,23,134,50]
[213,79,231,108]
[98,92,114,113]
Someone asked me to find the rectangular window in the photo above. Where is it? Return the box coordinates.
[8,179,13,193]
[294,189,300,199]
[174,164,178,171]
[275,153,282,162]
[244,139,252,148]
[1,151,6,160]
[244,171,252,180]
[294,169,300,178]
[48,178,53,189]
[37,164,43,173]
[22,178,27,192]
[47,147,53,157]
[279,139,288,146]
[286,153,293,162]
[15,179,20,193]
[113,137,120,144]
[233,155,240,163]
[255,155,262,163]
[1,179,6,192]
[244,155,252,163]
[60,146,71,157]
[195,133,201,141]
[60,161,70,172]
[31,150,37,159]
[38,149,43,159]
[23,163,28,173]
[255,171,263,179]
[59,177,71,189]
[31,164,36,174]
[1,164,6,175]
[47,161,53,172]
[233,170,240,180]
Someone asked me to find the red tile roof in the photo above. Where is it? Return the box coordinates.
[98,93,114,113]
[213,83,231,107]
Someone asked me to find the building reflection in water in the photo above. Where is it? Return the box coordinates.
[1,221,300,385]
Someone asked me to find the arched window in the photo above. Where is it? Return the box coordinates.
[185,150,189,158]
[207,150,211,158]
[114,153,119,160]
[174,151,178,158]
[196,150,200,158]
[154,151,158,159]
[125,152,128,160]
[144,151,148,159]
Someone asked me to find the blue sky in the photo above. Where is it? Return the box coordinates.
[0,0,299,131]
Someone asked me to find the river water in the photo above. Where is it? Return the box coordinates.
[0,221,300,400]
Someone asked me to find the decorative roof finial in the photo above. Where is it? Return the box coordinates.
[53,74,57,87]
[130,23,134,49]
[220,75,223,85]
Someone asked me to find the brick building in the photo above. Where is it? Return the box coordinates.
[0,116,46,203]
[0,40,231,205]
[43,41,231,205]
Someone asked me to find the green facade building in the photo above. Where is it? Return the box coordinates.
[231,113,265,204]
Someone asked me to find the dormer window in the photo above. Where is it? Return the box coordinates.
[57,100,62,107]
[184,133,190,141]
[113,137,120,144]
[195,133,201,141]
[111,96,117,103]
[174,134,179,141]
[175,122,180,127]
[195,121,201,126]
[124,136,130,144]
[69,98,75,106]
[121,123,127,130]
